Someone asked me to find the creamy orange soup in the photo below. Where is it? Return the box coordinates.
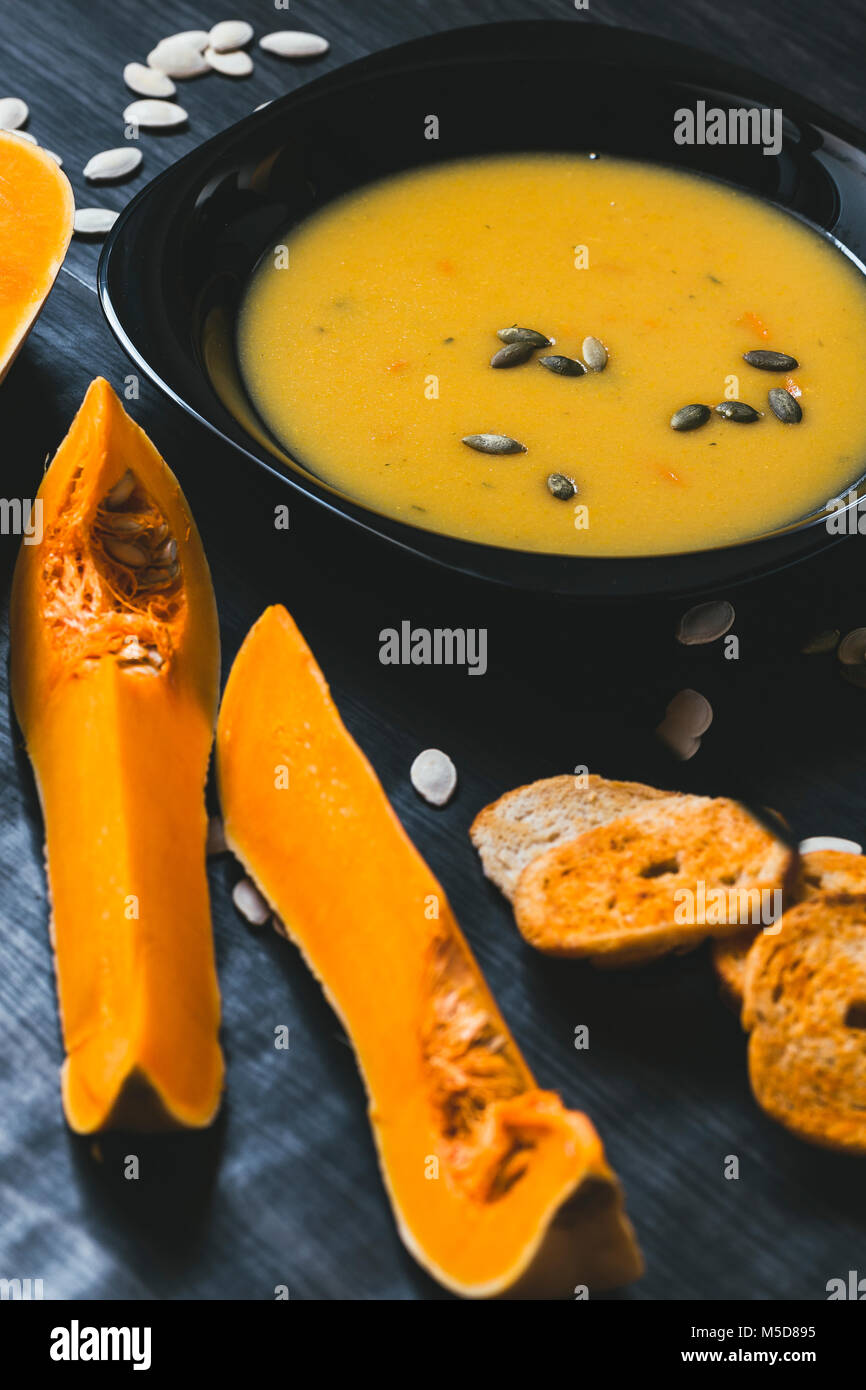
[237,155,866,556]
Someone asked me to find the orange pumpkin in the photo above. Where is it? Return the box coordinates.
[11,379,224,1132]
[217,605,642,1297]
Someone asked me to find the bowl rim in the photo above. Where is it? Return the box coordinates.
[98,16,866,593]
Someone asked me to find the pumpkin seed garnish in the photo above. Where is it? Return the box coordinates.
[743,349,799,371]
[767,387,803,423]
[582,336,608,371]
[547,473,577,500]
[538,355,586,377]
[490,341,535,368]
[496,325,551,348]
[801,628,839,655]
[462,433,526,454]
[714,401,760,423]
[676,600,735,645]
[671,403,711,432]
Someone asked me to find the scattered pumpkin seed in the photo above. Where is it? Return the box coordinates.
[582,335,608,371]
[74,208,119,237]
[462,433,526,454]
[670,403,711,432]
[714,401,760,423]
[496,325,551,348]
[664,688,713,736]
[800,628,839,655]
[837,627,866,665]
[767,387,803,423]
[0,97,28,130]
[84,147,143,182]
[799,835,863,855]
[208,20,254,51]
[123,62,176,98]
[122,98,188,129]
[204,47,254,76]
[676,600,735,645]
[538,354,586,377]
[147,39,211,78]
[157,30,209,50]
[43,150,63,165]
[232,877,271,926]
[9,129,37,144]
[410,749,457,806]
[546,473,577,500]
[490,341,534,368]
[259,31,330,58]
[743,349,799,371]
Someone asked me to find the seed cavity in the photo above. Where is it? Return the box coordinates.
[410,749,457,807]
[676,600,735,646]
[743,349,799,371]
[490,341,534,368]
[714,401,760,423]
[546,473,577,501]
[768,387,803,423]
[462,433,526,454]
[670,403,710,432]
[538,355,586,377]
[581,336,608,371]
[496,325,551,348]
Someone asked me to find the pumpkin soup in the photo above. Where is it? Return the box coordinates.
[237,155,866,556]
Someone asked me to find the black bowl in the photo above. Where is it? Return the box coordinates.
[99,19,866,598]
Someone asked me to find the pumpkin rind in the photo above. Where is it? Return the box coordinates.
[10,378,224,1132]
[0,131,74,384]
[216,605,642,1297]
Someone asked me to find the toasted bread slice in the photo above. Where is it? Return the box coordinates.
[470,774,669,901]
[713,849,866,1007]
[742,893,866,1153]
[513,796,794,966]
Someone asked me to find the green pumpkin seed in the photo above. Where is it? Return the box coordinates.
[743,349,799,371]
[767,387,803,423]
[462,433,527,454]
[490,341,535,368]
[538,354,586,377]
[546,473,577,500]
[496,325,551,348]
[670,403,711,432]
[714,401,760,423]
[581,336,608,371]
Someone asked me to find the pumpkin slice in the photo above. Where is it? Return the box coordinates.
[0,131,74,384]
[217,605,642,1298]
[10,378,223,1132]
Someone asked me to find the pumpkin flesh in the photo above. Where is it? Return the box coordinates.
[10,378,223,1132]
[0,131,74,383]
[217,605,642,1296]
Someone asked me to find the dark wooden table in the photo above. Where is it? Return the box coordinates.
[2,0,866,1301]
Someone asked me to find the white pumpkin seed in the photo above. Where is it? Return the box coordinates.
[0,97,28,130]
[8,129,37,144]
[208,20,254,52]
[259,31,330,58]
[204,47,253,77]
[254,101,272,111]
[147,40,210,78]
[655,721,701,761]
[232,877,271,926]
[838,628,866,665]
[410,749,457,806]
[73,207,119,237]
[160,30,209,50]
[123,62,176,98]
[43,149,63,165]
[799,835,863,856]
[84,147,143,182]
[676,600,735,646]
[206,816,228,856]
[664,687,713,737]
[123,99,188,129]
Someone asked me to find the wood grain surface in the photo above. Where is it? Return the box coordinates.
[1,0,866,1300]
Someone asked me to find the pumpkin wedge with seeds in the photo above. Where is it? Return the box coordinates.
[10,378,224,1132]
